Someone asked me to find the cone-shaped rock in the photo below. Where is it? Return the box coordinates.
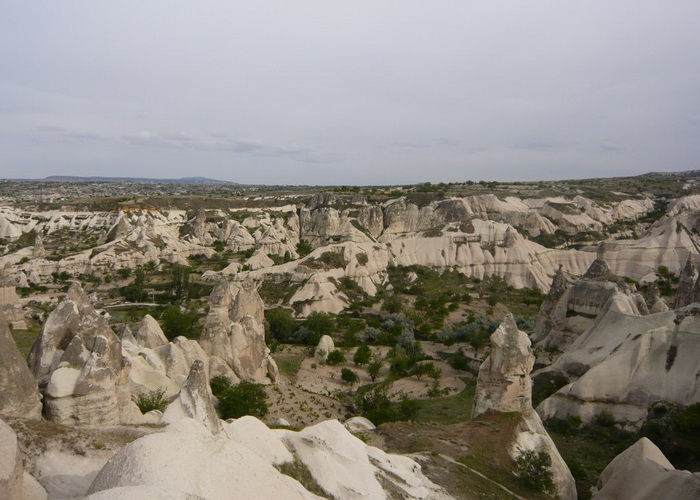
[472,313,535,418]
[0,316,42,419]
[135,314,168,349]
[161,360,222,434]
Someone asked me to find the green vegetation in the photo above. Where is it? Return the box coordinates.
[134,388,169,414]
[10,326,40,358]
[159,306,198,339]
[325,349,346,365]
[353,344,371,366]
[210,377,269,419]
[341,368,359,385]
[514,450,554,494]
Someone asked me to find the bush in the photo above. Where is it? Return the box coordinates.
[367,357,383,381]
[266,308,297,343]
[214,379,269,419]
[514,450,554,494]
[326,350,346,365]
[134,388,169,414]
[341,368,359,385]
[353,344,372,366]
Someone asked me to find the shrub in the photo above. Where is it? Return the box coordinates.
[353,344,372,366]
[160,307,197,339]
[326,350,346,365]
[266,308,297,343]
[341,368,359,385]
[367,357,383,381]
[215,380,269,419]
[514,450,555,494]
[134,387,169,414]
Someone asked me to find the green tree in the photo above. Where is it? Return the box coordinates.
[216,380,269,419]
[367,357,383,381]
[341,368,359,385]
[296,240,313,257]
[515,450,554,494]
[160,307,196,339]
[326,350,346,365]
[171,265,191,302]
[266,308,297,343]
[305,311,335,336]
[353,344,372,366]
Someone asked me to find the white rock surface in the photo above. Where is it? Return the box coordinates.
[0,418,23,500]
[135,315,169,349]
[314,335,335,361]
[0,316,42,419]
[593,438,700,499]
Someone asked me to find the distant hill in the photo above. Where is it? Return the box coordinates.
[40,176,238,185]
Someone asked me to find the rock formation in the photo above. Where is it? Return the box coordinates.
[593,438,700,499]
[134,314,168,349]
[0,316,42,419]
[0,419,24,500]
[314,335,334,360]
[199,280,278,382]
[473,314,535,417]
[538,303,700,428]
[161,360,222,434]
[86,416,451,500]
[27,283,126,425]
[472,313,576,500]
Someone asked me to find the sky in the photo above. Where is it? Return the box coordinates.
[1,1,699,185]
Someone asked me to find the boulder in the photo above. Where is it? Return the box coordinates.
[0,316,42,419]
[314,335,334,361]
[161,360,222,435]
[593,438,700,499]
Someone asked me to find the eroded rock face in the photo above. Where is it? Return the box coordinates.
[0,316,42,419]
[0,419,23,500]
[135,315,168,349]
[87,416,451,500]
[472,314,535,418]
[593,438,700,499]
[472,313,576,499]
[314,335,334,360]
[199,280,278,383]
[161,360,222,435]
[27,283,125,425]
[538,304,700,428]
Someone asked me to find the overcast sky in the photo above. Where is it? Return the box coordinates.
[1,1,699,185]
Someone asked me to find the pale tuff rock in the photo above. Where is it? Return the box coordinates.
[27,283,125,425]
[199,280,278,382]
[161,360,223,435]
[538,304,700,428]
[344,416,376,433]
[530,266,569,344]
[135,314,169,349]
[593,438,700,499]
[87,417,450,499]
[472,313,576,499]
[472,314,535,418]
[0,316,42,419]
[284,419,452,500]
[314,335,335,360]
[32,232,46,258]
[674,256,696,308]
[0,418,24,500]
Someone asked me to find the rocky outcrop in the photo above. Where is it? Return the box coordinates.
[0,419,23,500]
[593,438,700,499]
[473,313,576,500]
[86,416,451,500]
[134,315,168,349]
[0,316,42,419]
[199,280,278,383]
[314,335,334,361]
[473,314,535,417]
[538,304,700,428]
[161,360,222,435]
[27,283,126,425]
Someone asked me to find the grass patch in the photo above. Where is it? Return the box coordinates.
[10,326,40,358]
[276,459,332,498]
[412,378,476,425]
[273,351,306,378]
